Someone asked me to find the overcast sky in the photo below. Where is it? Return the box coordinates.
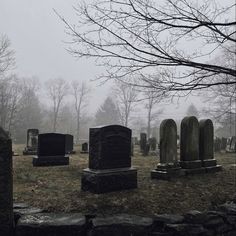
[0,0,205,119]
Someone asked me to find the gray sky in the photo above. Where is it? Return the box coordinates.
[0,0,205,119]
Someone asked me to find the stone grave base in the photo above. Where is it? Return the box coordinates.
[81,167,137,193]
[182,167,206,175]
[32,156,69,167]
[202,159,217,167]
[205,165,223,173]
[151,163,183,180]
[179,160,202,169]
[23,148,37,155]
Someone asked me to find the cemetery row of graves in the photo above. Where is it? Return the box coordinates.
[10,116,236,194]
[1,116,236,235]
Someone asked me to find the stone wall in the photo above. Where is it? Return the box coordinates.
[13,200,236,236]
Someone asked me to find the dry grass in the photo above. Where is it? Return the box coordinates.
[12,144,236,217]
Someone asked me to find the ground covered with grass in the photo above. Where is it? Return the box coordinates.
[13,144,236,217]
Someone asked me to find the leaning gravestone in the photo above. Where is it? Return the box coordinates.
[80,142,89,154]
[23,129,39,155]
[140,133,147,152]
[82,125,137,193]
[199,119,222,172]
[179,116,204,174]
[151,119,182,180]
[65,134,75,154]
[33,133,69,166]
[0,127,13,236]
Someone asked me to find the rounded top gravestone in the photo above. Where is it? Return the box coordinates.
[160,119,177,164]
[180,116,199,162]
[199,119,214,160]
[89,125,131,170]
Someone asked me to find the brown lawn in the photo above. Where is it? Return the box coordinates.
[12,144,236,216]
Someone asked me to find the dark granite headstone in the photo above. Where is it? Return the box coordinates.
[199,119,222,172]
[65,134,75,154]
[33,133,69,166]
[80,142,88,154]
[151,119,182,180]
[0,127,13,235]
[23,129,39,155]
[82,125,137,193]
[140,133,147,152]
[179,116,204,174]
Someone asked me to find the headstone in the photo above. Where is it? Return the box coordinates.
[33,133,69,166]
[0,127,13,235]
[179,116,204,174]
[149,137,157,151]
[65,134,75,154]
[80,142,88,154]
[23,129,39,155]
[199,119,222,172]
[151,119,182,180]
[214,137,221,152]
[132,137,139,145]
[140,133,147,152]
[82,125,137,193]
[221,137,227,150]
[226,136,236,153]
[131,141,134,156]
[142,142,150,156]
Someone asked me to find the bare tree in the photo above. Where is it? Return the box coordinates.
[57,0,236,95]
[0,75,21,132]
[46,78,69,132]
[113,81,138,127]
[0,35,15,77]
[71,80,90,143]
[144,90,163,138]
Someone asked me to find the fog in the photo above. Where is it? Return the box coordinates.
[0,0,204,112]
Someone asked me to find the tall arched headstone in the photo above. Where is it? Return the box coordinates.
[180,116,204,174]
[0,127,13,235]
[199,119,222,172]
[151,119,181,180]
[82,125,137,193]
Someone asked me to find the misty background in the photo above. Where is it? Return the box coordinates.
[0,0,234,143]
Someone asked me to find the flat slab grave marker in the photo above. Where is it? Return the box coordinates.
[151,119,182,180]
[81,125,137,193]
[33,133,69,166]
[179,116,205,175]
[0,127,13,235]
[199,119,222,172]
[23,129,39,155]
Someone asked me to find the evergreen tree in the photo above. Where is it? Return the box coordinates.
[95,97,120,126]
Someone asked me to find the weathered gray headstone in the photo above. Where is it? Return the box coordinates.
[179,116,204,174]
[0,127,13,236]
[82,125,137,193]
[23,129,39,155]
[151,119,182,180]
[199,119,222,172]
